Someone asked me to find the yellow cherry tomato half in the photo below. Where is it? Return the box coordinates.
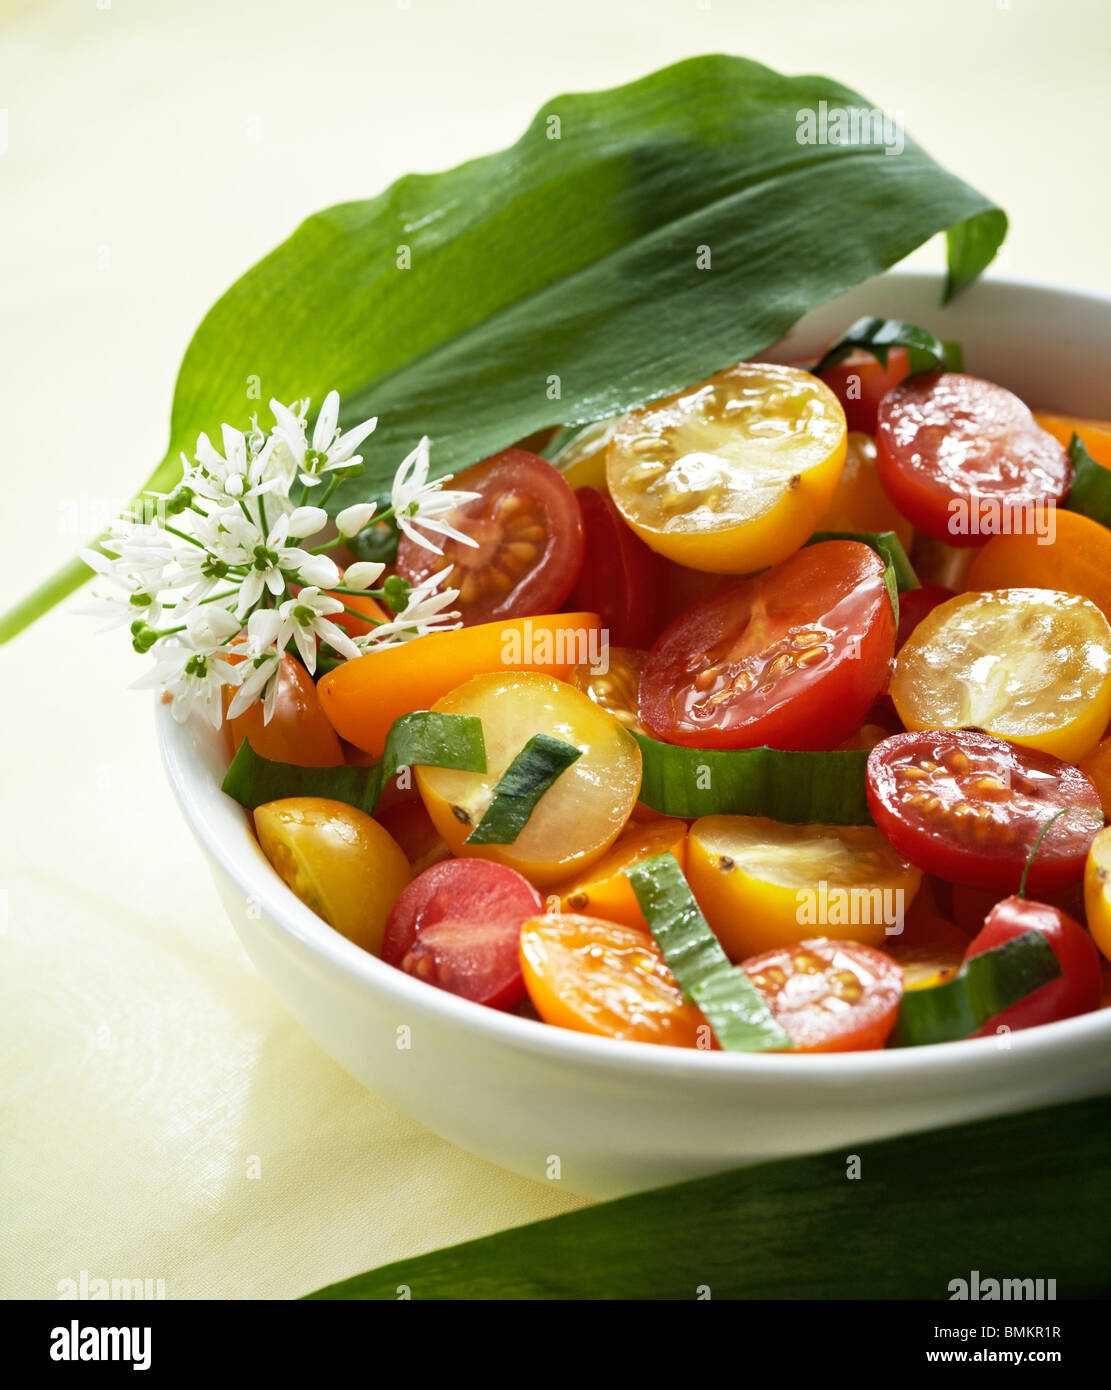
[415,671,642,888]
[568,646,647,735]
[549,417,620,492]
[890,588,1111,764]
[814,431,914,552]
[253,798,411,956]
[1084,825,1111,964]
[605,362,847,574]
[317,611,601,756]
[686,814,922,960]
[553,817,688,931]
[520,914,708,1047]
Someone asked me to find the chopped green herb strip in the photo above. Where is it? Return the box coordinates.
[1063,433,1111,529]
[221,711,486,815]
[466,734,582,845]
[811,315,960,377]
[543,418,618,466]
[806,528,919,623]
[892,929,1062,1047]
[626,854,790,1052]
[632,733,872,825]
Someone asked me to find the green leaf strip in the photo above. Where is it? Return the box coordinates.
[626,854,790,1052]
[1063,432,1111,528]
[221,711,486,816]
[632,732,872,825]
[811,315,960,377]
[892,930,1061,1047]
[303,1091,1111,1299]
[466,735,582,845]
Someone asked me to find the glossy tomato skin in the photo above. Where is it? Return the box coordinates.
[742,939,904,1051]
[381,858,543,1010]
[966,896,1102,1036]
[876,374,1072,546]
[396,449,584,626]
[895,580,954,650]
[566,487,665,647]
[638,540,895,750]
[866,731,1104,895]
[819,347,911,434]
[226,653,344,767]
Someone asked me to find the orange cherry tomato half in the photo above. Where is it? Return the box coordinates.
[876,373,1072,546]
[866,730,1104,894]
[819,346,911,434]
[226,652,344,766]
[396,449,585,626]
[741,939,904,1051]
[638,540,895,750]
[520,914,709,1047]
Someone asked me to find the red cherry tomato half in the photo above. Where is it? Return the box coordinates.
[381,858,543,1009]
[818,346,911,434]
[396,449,585,626]
[965,896,1102,1036]
[895,580,955,650]
[742,939,904,1051]
[866,730,1103,895]
[638,540,895,750]
[565,487,666,647]
[876,374,1072,546]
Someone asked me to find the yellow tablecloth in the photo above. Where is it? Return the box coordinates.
[3,0,1109,1299]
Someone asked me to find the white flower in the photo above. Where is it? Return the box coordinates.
[342,561,385,591]
[335,502,376,538]
[270,391,378,490]
[235,510,333,618]
[357,569,461,648]
[276,587,361,674]
[226,609,283,723]
[191,423,278,503]
[390,436,480,553]
[132,608,243,728]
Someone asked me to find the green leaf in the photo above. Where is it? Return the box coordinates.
[810,315,960,376]
[2,54,1006,644]
[633,732,873,824]
[1063,432,1111,528]
[892,930,1062,1047]
[626,854,790,1052]
[221,711,486,815]
[303,1091,1111,1299]
[465,734,582,845]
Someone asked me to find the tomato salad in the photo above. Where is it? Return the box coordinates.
[221,319,1111,1055]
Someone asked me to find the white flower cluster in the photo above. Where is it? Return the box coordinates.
[80,392,479,728]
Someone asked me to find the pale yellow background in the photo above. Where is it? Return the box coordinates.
[2,0,1109,1300]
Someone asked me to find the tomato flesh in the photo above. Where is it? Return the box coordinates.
[895,580,954,651]
[638,540,895,750]
[565,487,665,647]
[741,939,904,1051]
[381,859,543,1009]
[965,895,1102,1035]
[876,374,1072,545]
[226,653,344,767]
[866,730,1103,894]
[819,346,911,434]
[396,449,584,626]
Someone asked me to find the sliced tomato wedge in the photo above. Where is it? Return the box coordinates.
[638,539,895,750]
[396,449,584,626]
[741,939,904,1051]
[866,730,1103,894]
[380,859,543,1009]
[876,373,1072,545]
[818,346,911,434]
[565,487,665,647]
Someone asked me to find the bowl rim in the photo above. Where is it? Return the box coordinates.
[158,268,1111,1086]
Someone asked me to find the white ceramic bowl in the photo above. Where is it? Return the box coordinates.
[159,272,1111,1200]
